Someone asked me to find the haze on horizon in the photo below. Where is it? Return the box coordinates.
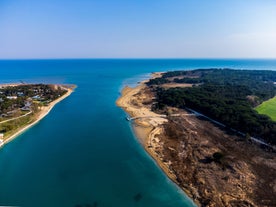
[0,0,276,59]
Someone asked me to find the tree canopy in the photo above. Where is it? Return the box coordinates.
[148,69,276,145]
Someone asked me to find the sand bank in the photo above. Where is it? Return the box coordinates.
[116,77,178,182]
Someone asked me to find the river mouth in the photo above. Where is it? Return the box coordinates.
[0,59,276,206]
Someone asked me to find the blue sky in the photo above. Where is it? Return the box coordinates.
[0,0,276,59]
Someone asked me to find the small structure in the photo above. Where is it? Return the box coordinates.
[6,96,18,100]
[21,106,31,111]
[25,101,32,107]
[7,110,16,115]
[32,95,40,100]
[17,92,24,97]
[21,101,32,111]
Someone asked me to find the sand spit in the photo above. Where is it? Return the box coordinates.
[116,81,179,187]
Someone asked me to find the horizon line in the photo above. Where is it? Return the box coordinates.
[1,57,276,61]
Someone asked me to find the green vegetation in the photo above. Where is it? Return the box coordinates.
[0,115,34,138]
[0,84,66,115]
[0,84,67,141]
[255,96,276,121]
[148,69,276,145]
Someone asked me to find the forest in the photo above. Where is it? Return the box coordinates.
[147,69,276,145]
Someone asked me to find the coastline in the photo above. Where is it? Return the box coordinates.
[1,84,75,147]
[116,74,194,201]
[116,72,276,207]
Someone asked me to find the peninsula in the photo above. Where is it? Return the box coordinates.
[0,83,75,147]
[117,69,276,207]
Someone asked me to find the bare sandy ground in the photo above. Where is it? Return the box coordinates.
[161,83,194,89]
[0,83,21,88]
[116,81,179,182]
[1,85,75,147]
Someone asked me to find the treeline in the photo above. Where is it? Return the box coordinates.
[147,77,169,85]
[0,84,66,113]
[149,69,276,145]
[148,69,276,102]
[1,84,66,100]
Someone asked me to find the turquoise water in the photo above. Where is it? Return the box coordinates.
[0,59,275,207]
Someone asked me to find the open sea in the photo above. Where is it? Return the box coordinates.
[0,59,276,207]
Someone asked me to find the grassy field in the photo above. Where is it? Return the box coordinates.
[0,113,34,141]
[255,96,276,121]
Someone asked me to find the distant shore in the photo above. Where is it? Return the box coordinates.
[1,84,75,147]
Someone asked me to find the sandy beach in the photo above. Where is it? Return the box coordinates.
[0,83,22,88]
[116,77,178,183]
[1,85,75,147]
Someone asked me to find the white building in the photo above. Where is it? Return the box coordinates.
[6,96,18,100]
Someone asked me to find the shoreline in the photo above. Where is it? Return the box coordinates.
[116,74,197,204]
[1,84,75,147]
[116,71,276,207]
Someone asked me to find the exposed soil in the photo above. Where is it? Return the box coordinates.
[160,111,276,206]
[117,81,276,207]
